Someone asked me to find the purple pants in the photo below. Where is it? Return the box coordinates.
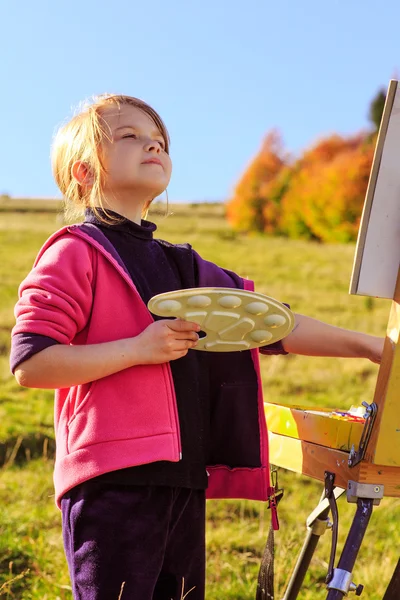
[61,482,206,600]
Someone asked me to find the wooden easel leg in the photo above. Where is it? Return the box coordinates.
[326,498,374,599]
[383,558,400,599]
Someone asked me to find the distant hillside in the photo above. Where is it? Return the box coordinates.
[0,196,63,213]
[0,196,225,218]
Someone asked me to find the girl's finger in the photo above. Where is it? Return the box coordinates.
[173,332,199,341]
[167,319,200,333]
[170,340,197,352]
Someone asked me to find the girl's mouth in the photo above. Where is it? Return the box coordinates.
[142,159,162,167]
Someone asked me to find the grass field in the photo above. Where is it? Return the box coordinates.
[0,204,398,599]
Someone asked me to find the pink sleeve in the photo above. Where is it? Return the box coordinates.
[12,235,95,344]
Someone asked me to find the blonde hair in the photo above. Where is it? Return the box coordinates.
[51,94,170,223]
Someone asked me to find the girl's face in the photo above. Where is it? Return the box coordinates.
[99,104,172,203]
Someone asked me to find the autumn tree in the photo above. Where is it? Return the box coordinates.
[280,134,375,242]
[226,130,286,232]
[228,88,382,241]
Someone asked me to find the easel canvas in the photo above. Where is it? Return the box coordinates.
[350,79,400,299]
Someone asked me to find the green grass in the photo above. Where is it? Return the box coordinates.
[0,206,398,599]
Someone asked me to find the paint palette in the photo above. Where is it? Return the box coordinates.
[147,287,295,352]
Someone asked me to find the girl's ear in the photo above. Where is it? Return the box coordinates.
[71,161,94,187]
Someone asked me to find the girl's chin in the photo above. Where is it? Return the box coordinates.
[137,173,168,188]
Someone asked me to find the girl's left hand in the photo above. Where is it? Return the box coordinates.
[365,335,385,364]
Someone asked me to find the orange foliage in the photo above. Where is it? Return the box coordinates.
[226,130,286,232]
[300,134,364,167]
[280,134,376,242]
[228,130,377,243]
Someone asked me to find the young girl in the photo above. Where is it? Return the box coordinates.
[11,94,383,600]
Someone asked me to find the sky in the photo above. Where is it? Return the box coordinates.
[1,0,399,203]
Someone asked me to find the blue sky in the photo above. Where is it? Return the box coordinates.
[1,0,399,202]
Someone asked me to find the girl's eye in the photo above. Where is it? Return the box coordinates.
[122,134,137,139]
[158,140,166,150]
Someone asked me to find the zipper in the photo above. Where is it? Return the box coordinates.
[68,225,183,460]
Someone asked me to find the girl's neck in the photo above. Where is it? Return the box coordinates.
[100,194,149,225]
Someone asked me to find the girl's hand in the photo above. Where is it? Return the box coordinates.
[136,318,200,364]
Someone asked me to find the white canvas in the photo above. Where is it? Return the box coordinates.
[350,80,400,299]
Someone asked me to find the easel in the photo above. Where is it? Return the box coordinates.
[265,79,400,598]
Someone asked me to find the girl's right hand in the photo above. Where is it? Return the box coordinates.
[136,319,200,364]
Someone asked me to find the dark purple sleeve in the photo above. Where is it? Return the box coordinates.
[192,249,243,289]
[192,250,289,356]
[10,333,60,374]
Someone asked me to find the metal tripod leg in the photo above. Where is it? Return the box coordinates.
[325,481,384,598]
[282,487,345,600]
[325,498,374,599]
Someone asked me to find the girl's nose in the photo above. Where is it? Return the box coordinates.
[144,139,162,153]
